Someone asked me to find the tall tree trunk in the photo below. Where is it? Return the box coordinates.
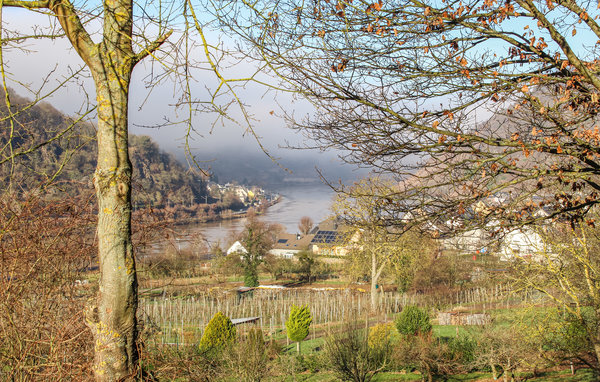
[371,252,379,310]
[85,39,137,380]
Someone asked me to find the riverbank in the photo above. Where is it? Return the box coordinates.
[140,184,334,250]
[145,195,282,228]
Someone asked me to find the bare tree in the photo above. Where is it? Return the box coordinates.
[0,2,262,379]
[512,216,600,366]
[298,215,314,235]
[333,177,431,309]
[215,0,600,230]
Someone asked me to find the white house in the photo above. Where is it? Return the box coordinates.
[227,241,248,256]
[441,228,489,253]
[498,227,546,261]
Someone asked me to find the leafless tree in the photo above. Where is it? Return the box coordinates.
[298,215,314,235]
[0,2,264,379]
[215,0,600,232]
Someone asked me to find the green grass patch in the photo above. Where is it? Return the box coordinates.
[432,325,475,339]
[524,368,597,381]
[282,336,327,354]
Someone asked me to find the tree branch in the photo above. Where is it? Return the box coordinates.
[3,0,50,8]
[132,30,173,65]
[48,0,96,68]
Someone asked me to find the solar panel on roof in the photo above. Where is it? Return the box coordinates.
[277,239,288,244]
[311,230,344,244]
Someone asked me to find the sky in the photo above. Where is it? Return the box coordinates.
[2,8,365,185]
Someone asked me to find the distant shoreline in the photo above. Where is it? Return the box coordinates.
[169,195,282,227]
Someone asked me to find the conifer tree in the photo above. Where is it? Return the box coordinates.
[286,304,312,354]
[199,311,237,352]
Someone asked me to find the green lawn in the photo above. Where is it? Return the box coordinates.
[433,325,476,339]
[282,336,327,354]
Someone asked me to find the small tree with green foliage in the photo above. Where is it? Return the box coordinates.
[286,304,312,354]
[238,214,280,287]
[199,312,237,352]
[395,306,432,336]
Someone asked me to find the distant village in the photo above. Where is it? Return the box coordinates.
[226,191,549,265]
[227,217,355,261]
[206,182,280,211]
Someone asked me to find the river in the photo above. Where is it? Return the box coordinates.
[158,182,336,253]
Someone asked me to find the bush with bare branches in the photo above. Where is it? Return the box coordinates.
[0,192,96,380]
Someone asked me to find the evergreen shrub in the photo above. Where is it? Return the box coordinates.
[286,304,312,354]
[286,304,312,342]
[395,306,432,336]
[199,311,236,351]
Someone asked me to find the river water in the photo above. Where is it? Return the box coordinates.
[163,183,336,252]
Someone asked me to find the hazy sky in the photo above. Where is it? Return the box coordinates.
[3,9,363,183]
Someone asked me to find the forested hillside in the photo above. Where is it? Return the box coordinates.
[0,93,208,209]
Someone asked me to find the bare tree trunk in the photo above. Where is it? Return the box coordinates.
[371,252,379,310]
[84,39,137,381]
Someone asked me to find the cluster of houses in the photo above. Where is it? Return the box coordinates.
[435,196,552,261]
[227,217,359,261]
[207,182,279,207]
[227,197,552,265]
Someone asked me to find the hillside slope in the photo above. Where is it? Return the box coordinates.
[0,93,208,208]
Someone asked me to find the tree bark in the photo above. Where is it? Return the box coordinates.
[4,0,172,379]
[594,342,600,371]
[370,248,388,311]
[84,37,137,381]
[371,252,379,310]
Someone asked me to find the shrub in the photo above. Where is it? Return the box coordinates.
[227,328,270,382]
[395,306,432,336]
[325,322,390,382]
[286,304,312,354]
[0,194,95,380]
[446,335,477,367]
[393,334,463,382]
[199,311,236,352]
[368,322,395,349]
[297,353,327,373]
[142,343,225,381]
[471,324,538,381]
[539,308,595,365]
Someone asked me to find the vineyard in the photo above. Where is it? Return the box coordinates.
[140,284,543,346]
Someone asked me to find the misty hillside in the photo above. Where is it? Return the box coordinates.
[0,93,208,207]
[187,147,366,187]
